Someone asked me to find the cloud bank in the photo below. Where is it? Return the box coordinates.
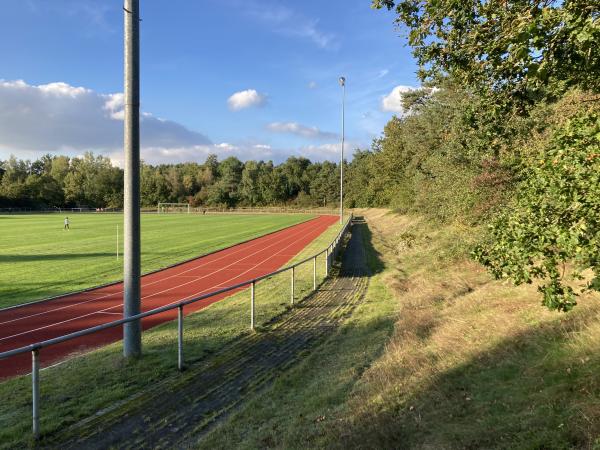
[0,79,212,156]
[0,79,353,166]
[266,122,337,140]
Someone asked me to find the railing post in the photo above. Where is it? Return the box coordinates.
[313,256,317,291]
[325,248,329,277]
[32,349,40,440]
[290,266,295,305]
[178,305,184,371]
[251,281,255,330]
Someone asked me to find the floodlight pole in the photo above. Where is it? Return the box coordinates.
[339,76,346,224]
[123,0,142,358]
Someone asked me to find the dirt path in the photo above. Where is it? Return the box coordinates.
[51,219,369,449]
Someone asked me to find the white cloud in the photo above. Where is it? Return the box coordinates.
[298,143,341,159]
[0,79,211,158]
[227,89,267,111]
[38,81,91,97]
[293,142,363,162]
[105,142,277,167]
[376,69,390,79]
[308,81,318,89]
[381,85,417,114]
[267,122,337,140]
[103,92,124,120]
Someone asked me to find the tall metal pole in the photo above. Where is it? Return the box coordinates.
[339,77,346,224]
[123,0,142,358]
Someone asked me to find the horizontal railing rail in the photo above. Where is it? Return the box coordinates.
[0,213,353,439]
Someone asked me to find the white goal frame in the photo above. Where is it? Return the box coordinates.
[157,202,191,214]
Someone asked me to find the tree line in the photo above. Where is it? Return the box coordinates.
[0,153,345,209]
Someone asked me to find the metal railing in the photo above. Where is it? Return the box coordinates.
[0,214,353,439]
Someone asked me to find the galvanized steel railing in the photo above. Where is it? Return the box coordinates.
[0,214,353,439]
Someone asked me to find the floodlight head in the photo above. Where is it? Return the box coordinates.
[339,76,346,87]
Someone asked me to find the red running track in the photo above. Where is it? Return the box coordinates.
[0,215,338,380]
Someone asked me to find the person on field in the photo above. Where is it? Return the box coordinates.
[64,216,70,230]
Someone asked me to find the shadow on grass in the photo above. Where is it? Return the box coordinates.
[0,312,262,449]
[0,253,114,262]
[337,308,600,450]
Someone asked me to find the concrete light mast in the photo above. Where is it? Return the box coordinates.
[123,0,142,358]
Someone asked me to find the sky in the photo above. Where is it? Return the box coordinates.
[0,0,419,166]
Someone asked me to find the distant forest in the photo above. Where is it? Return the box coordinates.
[0,153,348,209]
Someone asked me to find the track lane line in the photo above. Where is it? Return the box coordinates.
[152,217,329,309]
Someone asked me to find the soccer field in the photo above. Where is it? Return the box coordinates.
[0,213,312,309]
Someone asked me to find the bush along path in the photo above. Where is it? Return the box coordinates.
[48,218,370,449]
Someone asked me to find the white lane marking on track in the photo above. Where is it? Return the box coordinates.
[144,220,327,311]
[0,218,323,327]
[0,219,331,342]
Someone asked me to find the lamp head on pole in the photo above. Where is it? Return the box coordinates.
[339,76,346,87]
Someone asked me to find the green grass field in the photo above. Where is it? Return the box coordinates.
[0,213,312,309]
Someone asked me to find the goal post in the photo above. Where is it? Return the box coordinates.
[157,202,191,214]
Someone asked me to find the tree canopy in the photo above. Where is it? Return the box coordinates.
[373,0,599,111]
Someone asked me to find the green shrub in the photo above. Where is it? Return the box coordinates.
[474,111,600,311]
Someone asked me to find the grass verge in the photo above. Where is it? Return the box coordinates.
[0,220,340,449]
[197,208,600,449]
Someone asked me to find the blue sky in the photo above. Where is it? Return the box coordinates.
[0,0,419,165]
